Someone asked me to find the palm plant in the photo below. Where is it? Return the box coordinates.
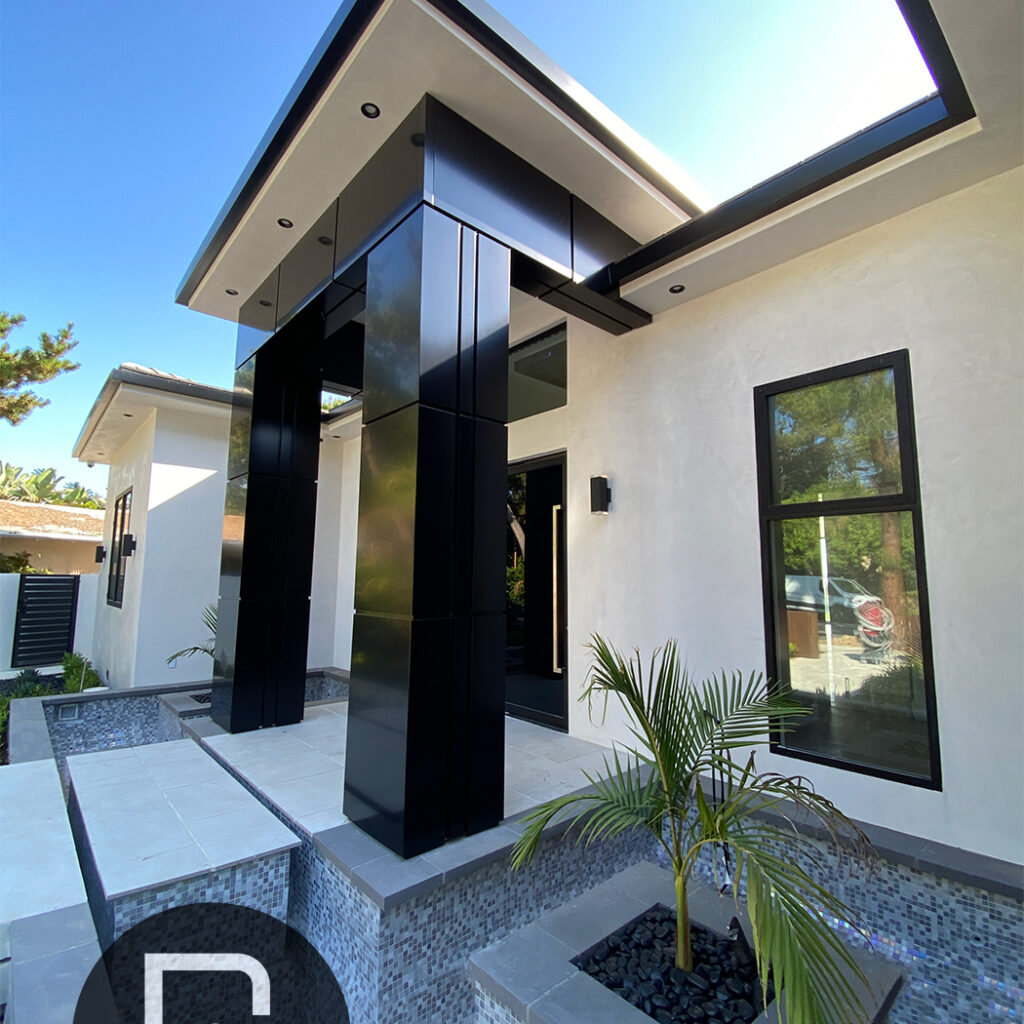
[166,603,218,663]
[511,636,876,1024]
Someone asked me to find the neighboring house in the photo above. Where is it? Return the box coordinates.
[71,364,234,688]
[70,363,364,688]
[0,499,104,575]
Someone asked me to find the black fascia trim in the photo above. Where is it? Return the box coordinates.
[753,348,942,790]
[593,0,976,294]
[176,0,701,309]
[176,0,385,306]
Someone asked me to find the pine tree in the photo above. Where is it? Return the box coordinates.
[0,312,80,425]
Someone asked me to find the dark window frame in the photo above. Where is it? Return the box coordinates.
[106,487,133,608]
[753,349,941,789]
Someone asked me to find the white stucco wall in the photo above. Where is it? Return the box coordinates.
[89,404,228,688]
[134,406,229,686]
[309,435,345,668]
[309,425,361,672]
[509,166,1023,863]
[90,413,156,688]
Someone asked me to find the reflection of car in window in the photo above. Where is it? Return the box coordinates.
[784,575,893,649]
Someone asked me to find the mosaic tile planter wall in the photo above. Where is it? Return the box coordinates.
[68,781,291,950]
[288,826,658,1024]
[108,852,290,945]
[473,986,521,1024]
[304,673,349,703]
[669,822,1023,1024]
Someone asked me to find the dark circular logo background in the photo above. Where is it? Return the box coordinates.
[75,903,348,1023]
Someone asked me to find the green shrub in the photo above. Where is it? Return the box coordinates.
[61,651,102,691]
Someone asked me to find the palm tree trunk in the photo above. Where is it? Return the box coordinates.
[675,871,692,970]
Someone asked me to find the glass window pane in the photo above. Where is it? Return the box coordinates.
[508,325,566,422]
[769,367,902,504]
[774,510,931,779]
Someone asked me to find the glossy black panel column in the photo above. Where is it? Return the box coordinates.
[345,205,510,858]
[213,304,323,733]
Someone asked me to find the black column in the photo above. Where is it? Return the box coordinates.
[344,204,510,857]
[213,306,323,733]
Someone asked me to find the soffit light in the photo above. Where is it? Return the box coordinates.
[669,284,686,294]
[277,218,294,229]
[225,288,239,296]
[360,102,381,119]
[259,300,273,308]
[318,236,334,246]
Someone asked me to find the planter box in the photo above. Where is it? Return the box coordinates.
[470,861,903,1024]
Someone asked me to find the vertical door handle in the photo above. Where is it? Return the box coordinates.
[552,504,562,675]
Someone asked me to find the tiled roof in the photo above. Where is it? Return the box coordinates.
[0,499,104,541]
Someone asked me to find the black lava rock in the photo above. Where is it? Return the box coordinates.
[572,906,772,1024]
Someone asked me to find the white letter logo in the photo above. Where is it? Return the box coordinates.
[144,952,271,1024]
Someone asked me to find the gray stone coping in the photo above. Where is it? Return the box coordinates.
[309,783,601,912]
[306,666,351,682]
[469,861,904,1024]
[7,696,53,764]
[0,759,88,938]
[68,740,301,899]
[158,689,213,718]
[42,677,215,705]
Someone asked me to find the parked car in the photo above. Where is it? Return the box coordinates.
[785,574,894,649]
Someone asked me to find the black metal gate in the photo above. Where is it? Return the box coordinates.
[11,574,80,668]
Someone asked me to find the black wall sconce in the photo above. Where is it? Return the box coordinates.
[122,534,138,557]
[94,545,106,563]
[590,476,611,514]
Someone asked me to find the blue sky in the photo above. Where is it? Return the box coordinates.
[0,0,932,493]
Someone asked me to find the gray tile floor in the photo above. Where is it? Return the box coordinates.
[67,740,300,898]
[201,702,617,834]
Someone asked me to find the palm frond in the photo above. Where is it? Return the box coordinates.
[741,838,870,1024]
[509,749,662,870]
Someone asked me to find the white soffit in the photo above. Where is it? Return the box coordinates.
[75,385,229,465]
[623,0,1024,315]
[189,0,694,322]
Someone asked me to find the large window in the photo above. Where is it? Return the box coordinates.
[106,488,133,607]
[754,351,940,787]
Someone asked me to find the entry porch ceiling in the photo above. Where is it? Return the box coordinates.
[179,0,699,324]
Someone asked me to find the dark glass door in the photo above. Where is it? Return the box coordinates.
[505,456,567,730]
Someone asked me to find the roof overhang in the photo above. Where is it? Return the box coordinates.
[74,366,233,465]
[610,0,1022,314]
[177,0,703,323]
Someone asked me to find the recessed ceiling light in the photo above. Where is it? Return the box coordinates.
[360,102,381,119]
[318,236,334,246]
[410,132,426,148]
[225,288,239,296]
[123,413,133,418]
[669,284,686,294]
[277,218,294,229]
[259,300,273,308]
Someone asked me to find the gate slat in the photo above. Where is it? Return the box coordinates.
[11,575,80,668]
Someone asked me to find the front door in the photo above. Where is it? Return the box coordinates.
[505,456,567,729]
